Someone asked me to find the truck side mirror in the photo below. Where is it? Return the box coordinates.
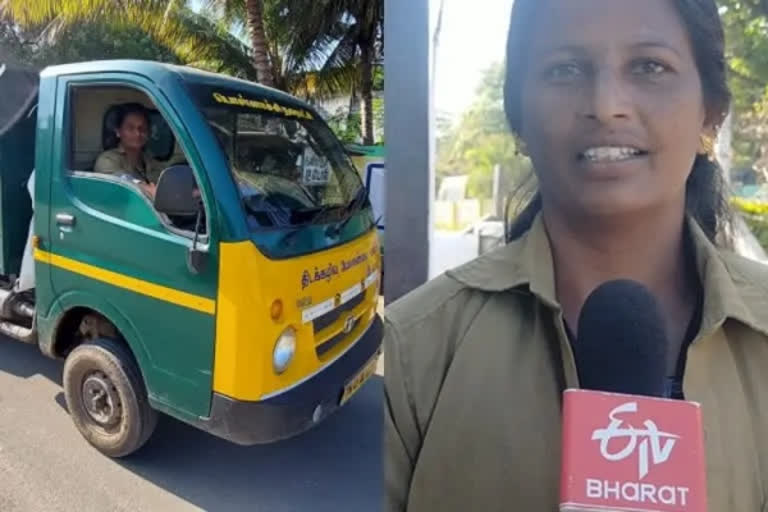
[154,165,198,216]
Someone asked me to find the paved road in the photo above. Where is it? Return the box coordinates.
[0,338,384,512]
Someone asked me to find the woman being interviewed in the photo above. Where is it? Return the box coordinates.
[383,0,768,510]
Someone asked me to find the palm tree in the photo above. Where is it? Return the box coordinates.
[3,0,375,139]
[268,0,383,145]
[204,0,275,87]
[245,0,274,86]
[204,0,360,100]
[0,0,255,77]
[204,0,362,103]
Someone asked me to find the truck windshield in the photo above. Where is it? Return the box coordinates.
[190,85,364,229]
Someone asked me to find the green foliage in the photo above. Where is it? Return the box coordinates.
[745,216,768,250]
[326,103,362,144]
[0,2,256,79]
[325,93,384,145]
[718,0,768,174]
[265,0,383,144]
[6,22,182,68]
[436,62,529,199]
[731,198,768,250]
[202,0,384,142]
[265,0,383,72]
[2,0,382,144]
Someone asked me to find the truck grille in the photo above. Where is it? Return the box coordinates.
[313,293,365,333]
[316,317,362,358]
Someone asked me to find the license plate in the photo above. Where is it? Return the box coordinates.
[302,166,330,185]
[340,355,378,406]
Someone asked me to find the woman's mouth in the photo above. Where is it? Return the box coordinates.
[578,146,648,163]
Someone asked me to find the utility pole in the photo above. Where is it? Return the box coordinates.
[383,0,435,303]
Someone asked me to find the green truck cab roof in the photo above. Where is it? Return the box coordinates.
[41,59,316,111]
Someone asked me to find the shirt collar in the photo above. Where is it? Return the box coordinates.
[447,212,768,339]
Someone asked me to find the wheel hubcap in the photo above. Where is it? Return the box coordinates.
[81,371,121,427]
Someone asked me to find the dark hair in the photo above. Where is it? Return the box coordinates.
[116,102,150,130]
[504,0,733,245]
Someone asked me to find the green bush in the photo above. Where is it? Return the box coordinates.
[731,198,768,252]
[743,215,768,251]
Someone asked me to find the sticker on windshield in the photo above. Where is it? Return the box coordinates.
[212,92,314,120]
[302,150,331,185]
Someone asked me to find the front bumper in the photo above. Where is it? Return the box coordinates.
[195,314,383,445]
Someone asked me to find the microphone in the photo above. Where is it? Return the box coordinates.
[573,279,668,397]
[559,280,707,512]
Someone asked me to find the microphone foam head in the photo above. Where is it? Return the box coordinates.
[574,279,668,397]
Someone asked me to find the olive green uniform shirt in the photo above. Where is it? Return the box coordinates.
[384,213,768,511]
[93,147,164,184]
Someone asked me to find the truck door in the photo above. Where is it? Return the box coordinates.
[44,74,219,418]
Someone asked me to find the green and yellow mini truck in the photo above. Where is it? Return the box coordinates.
[0,60,383,457]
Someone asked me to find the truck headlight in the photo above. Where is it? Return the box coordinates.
[273,327,297,374]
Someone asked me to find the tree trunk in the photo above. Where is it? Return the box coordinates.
[347,86,359,136]
[360,41,375,145]
[245,0,275,88]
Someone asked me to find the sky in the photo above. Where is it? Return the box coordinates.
[431,0,515,117]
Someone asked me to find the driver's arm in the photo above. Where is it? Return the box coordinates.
[139,182,157,199]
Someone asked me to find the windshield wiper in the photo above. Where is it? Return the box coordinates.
[280,224,310,248]
[328,185,369,237]
[279,203,337,248]
[298,199,344,225]
[242,196,292,227]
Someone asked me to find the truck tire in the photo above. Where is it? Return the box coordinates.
[63,338,157,458]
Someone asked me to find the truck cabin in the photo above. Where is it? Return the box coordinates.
[70,86,204,234]
[0,65,208,342]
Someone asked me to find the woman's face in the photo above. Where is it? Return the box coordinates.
[519,0,710,219]
[117,113,149,152]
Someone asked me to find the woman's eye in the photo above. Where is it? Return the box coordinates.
[543,62,584,82]
[632,59,669,76]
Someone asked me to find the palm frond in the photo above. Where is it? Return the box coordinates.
[287,62,360,101]
[202,0,246,27]
[3,0,171,25]
[3,0,257,79]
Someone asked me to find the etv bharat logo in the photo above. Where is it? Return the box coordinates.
[592,402,680,480]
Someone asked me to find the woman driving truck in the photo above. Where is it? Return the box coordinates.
[94,102,164,199]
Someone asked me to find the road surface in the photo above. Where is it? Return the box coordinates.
[0,338,384,512]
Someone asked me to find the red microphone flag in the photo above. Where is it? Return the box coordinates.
[560,389,707,512]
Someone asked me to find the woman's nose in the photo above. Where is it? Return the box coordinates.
[584,70,632,123]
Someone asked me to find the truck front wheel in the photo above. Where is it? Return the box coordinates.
[63,338,158,458]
